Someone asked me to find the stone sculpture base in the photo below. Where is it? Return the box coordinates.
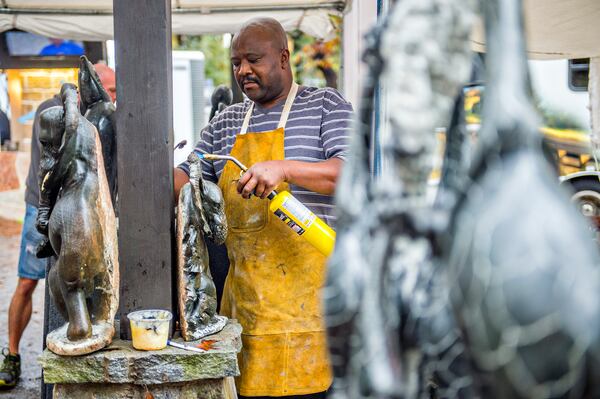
[186,315,228,341]
[40,320,242,399]
[46,322,114,356]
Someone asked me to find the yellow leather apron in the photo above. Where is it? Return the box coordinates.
[218,83,332,397]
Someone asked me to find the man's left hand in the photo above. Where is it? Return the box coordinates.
[237,160,288,199]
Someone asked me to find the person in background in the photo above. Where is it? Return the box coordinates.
[38,39,84,56]
[93,63,117,103]
[0,63,116,390]
[0,109,10,147]
[174,17,353,399]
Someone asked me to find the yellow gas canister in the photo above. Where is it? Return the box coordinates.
[268,190,336,256]
[198,152,337,257]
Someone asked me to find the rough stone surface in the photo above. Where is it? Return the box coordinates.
[53,379,227,399]
[40,320,242,385]
[46,321,115,356]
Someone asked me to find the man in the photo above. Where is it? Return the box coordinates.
[92,63,117,104]
[175,18,353,399]
[0,109,10,146]
[0,63,116,389]
[39,38,84,56]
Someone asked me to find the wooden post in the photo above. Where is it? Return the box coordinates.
[113,0,176,339]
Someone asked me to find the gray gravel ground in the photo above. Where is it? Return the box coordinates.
[0,233,44,399]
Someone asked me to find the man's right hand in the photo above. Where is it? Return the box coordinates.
[36,237,55,258]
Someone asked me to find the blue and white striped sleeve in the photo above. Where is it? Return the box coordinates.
[320,88,353,161]
[177,123,218,183]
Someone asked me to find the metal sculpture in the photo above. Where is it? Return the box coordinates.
[78,56,117,207]
[325,0,476,397]
[36,83,119,356]
[446,0,600,397]
[177,153,228,341]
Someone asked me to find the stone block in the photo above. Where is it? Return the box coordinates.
[53,379,228,399]
[40,320,242,385]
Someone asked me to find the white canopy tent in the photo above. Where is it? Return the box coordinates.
[472,0,600,59]
[1,0,600,58]
[0,0,348,41]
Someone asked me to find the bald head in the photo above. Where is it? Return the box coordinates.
[94,63,116,103]
[231,17,293,108]
[234,17,288,52]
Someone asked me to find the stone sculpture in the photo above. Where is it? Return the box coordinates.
[177,153,228,341]
[36,83,119,356]
[327,0,600,397]
[78,56,117,207]
[209,85,233,121]
[325,1,476,397]
[446,0,600,397]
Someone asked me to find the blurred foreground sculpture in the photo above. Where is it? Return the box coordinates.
[327,0,600,397]
[78,56,117,207]
[37,83,119,356]
[446,0,600,397]
[325,0,476,397]
[177,153,228,341]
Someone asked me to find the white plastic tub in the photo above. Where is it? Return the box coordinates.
[128,309,172,351]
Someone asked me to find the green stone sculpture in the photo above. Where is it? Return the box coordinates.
[177,153,228,341]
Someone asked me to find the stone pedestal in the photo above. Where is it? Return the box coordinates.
[40,320,242,399]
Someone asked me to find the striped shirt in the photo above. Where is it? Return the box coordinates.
[178,86,354,226]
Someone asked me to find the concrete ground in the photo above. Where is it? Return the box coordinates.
[0,222,45,399]
[0,149,44,399]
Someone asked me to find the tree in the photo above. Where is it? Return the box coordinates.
[289,15,342,89]
[174,35,231,87]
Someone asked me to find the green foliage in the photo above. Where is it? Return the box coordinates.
[174,35,230,87]
[529,90,584,131]
[537,104,585,131]
[289,15,341,88]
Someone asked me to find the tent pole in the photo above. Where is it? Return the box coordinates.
[589,57,600,169]
[0,3,346,16]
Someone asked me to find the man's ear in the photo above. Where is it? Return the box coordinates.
[281,49,290,69]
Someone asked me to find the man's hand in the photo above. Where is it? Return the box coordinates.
[36,237,56,259]
[237,160,288,199]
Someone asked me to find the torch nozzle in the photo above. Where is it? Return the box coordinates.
[195,152,249,172]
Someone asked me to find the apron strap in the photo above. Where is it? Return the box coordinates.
[278,82,298,129]
[240,82,299,135]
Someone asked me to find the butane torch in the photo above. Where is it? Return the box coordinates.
[197,153,336,257]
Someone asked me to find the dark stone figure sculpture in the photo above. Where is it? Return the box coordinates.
[36,83,119,356]
[446,0,600,397]
[209,85,233,122]
[78,56,117,207]
[177,153,228,341]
